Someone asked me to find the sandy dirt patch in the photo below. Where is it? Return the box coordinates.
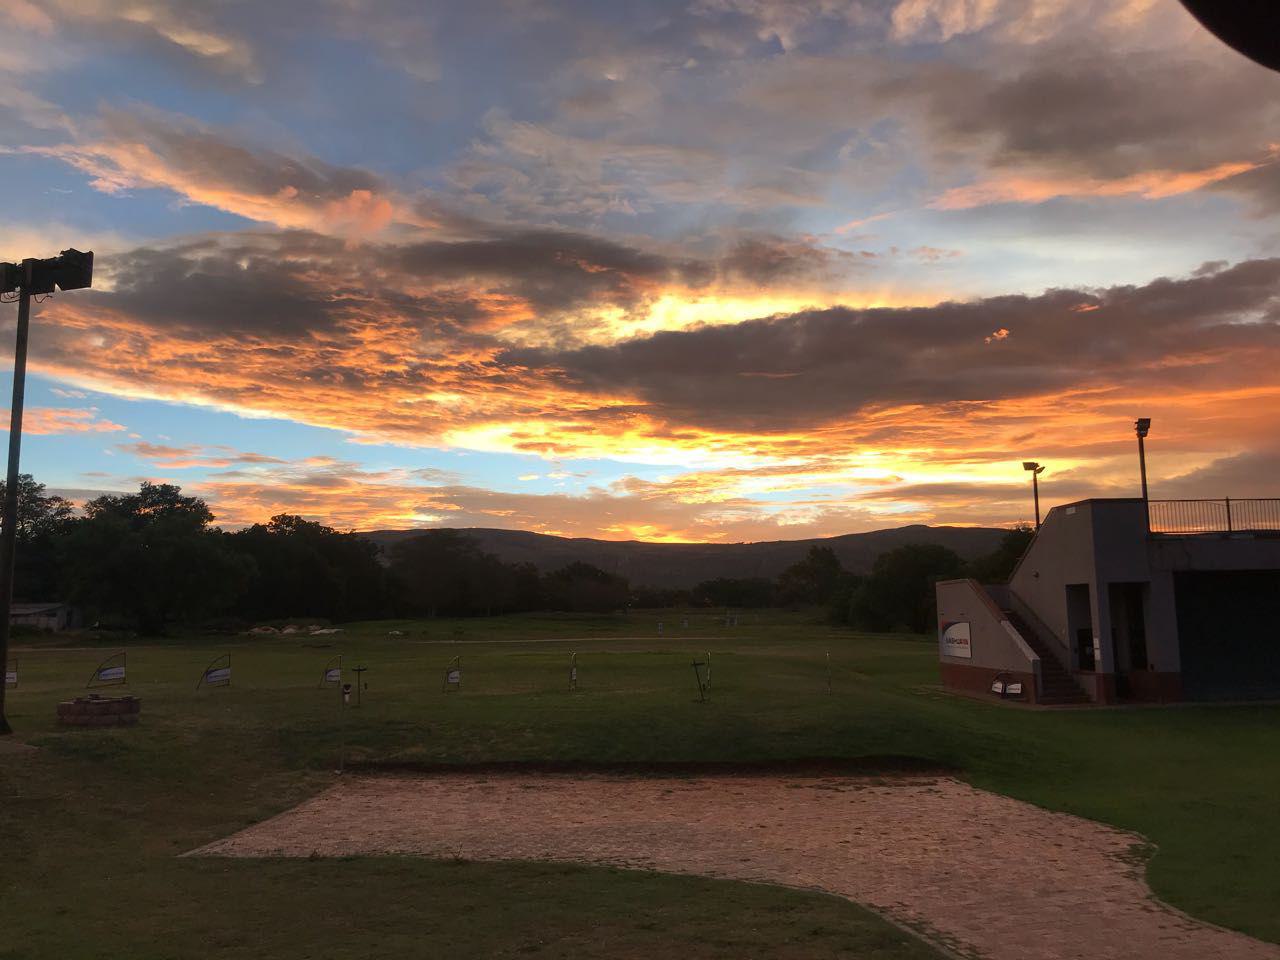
[192,773,1278,960]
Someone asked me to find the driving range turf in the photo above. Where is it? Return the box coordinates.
[3,609,1279,959]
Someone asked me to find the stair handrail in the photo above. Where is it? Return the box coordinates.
[1003,590,1071,669]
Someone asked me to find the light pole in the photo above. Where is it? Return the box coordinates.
[1135,418,1151,533]
[0,249,93,735]
[1022,461,1045,531]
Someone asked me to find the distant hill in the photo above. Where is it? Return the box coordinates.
[361,525,1007,589]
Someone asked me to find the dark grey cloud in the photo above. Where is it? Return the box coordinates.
[903,50,1279,178]
[1157,448,1280,499]
[499,258,1280,430]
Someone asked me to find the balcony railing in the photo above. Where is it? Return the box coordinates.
[1148,498,1280,534]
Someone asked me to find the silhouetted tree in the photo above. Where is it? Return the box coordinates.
[849,543,964,633]
[61,482,249,633]
[228,514,389,622]
[776,545,844,607]
[826,570,864,625]
[0,474,74,601]
[691,577,775,608]
[967,524,1035,584]
[541,561,629,613]
[630,585,691,608]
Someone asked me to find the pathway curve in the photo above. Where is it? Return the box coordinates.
[192,774,1278,960]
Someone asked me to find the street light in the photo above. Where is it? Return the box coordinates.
[1135,418,1151,533]
[0,249,94,736]
[1022,461,1045,531]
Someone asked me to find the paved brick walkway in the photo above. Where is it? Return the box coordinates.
[194,774,1279,960]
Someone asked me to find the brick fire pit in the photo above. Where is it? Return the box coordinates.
[57,695,141,727]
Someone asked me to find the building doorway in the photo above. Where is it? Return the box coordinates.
[1108,582,1149,698]
[1065,583,1095,671]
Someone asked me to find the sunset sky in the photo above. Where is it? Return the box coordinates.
[3,0,1279,540]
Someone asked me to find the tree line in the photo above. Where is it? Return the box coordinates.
[8,476,1031,635]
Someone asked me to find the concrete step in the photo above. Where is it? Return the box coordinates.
[1002,607,1092,704]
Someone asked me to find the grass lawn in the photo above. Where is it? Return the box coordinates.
[3,609,1279,958]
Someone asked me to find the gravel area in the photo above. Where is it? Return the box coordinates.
[192,773,1279,960]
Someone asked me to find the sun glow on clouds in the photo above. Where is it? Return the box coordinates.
[11,0,1280,540]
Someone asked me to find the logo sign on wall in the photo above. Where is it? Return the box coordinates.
[197,653,232,689]
[940,621,972,659]
[4,659,16,688]
[86,652,127,688]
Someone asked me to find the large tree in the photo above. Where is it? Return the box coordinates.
[390,530,541,617]
[0,474,74,600]
[776,545,845,607]
[61,482,248,633]
[968,525,1035,584]
[849,543,965,634]
[541,561,629,613]
[228,514,389,622]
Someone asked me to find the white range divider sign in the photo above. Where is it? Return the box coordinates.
[197,653,232,689]
[320,654,342,687]
[940,621,972,659]
[5,660,16,688]
[442,656,462,692]
[86,652,127,688]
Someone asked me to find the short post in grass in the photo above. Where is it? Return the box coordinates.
[657,620,663,635]
[86,652,126,689]
[825,651,832,694]
[338,676,351,774]
[196,653,232,690]
[691,658,709,703]
[351,664,367,706]
[4,658,16,689]
[569,651,578,691]
[705,651,712,692]
[442,655,462,693]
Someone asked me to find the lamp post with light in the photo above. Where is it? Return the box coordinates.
[1135,418,1151,533]
[0,249,94,735]
[1022,461,1045,532]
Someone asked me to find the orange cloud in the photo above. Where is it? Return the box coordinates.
[16,109,437,236]
[932,158,1269,210]
[8,407,125,436]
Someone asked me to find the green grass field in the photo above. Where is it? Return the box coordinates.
[3,609,1279,958]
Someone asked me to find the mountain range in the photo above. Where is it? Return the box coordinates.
[361,525,1007,589]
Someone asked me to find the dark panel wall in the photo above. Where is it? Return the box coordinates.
[1175,571,1280,700]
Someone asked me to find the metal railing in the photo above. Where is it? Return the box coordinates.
[1148,498,1280,534]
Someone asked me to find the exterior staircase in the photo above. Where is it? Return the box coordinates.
[1002,607,1091,705]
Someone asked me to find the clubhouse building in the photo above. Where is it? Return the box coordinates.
[937,496,1280,704]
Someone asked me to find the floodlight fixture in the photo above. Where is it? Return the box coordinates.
[1023,461,1044,475]
[1135,417,1151,439]
[0,247,95,736]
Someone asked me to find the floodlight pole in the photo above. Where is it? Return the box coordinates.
[1030,469,1041,531]
[1022,461,1044,532]
[1135,418,1151,534]
[0,261,33,736]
